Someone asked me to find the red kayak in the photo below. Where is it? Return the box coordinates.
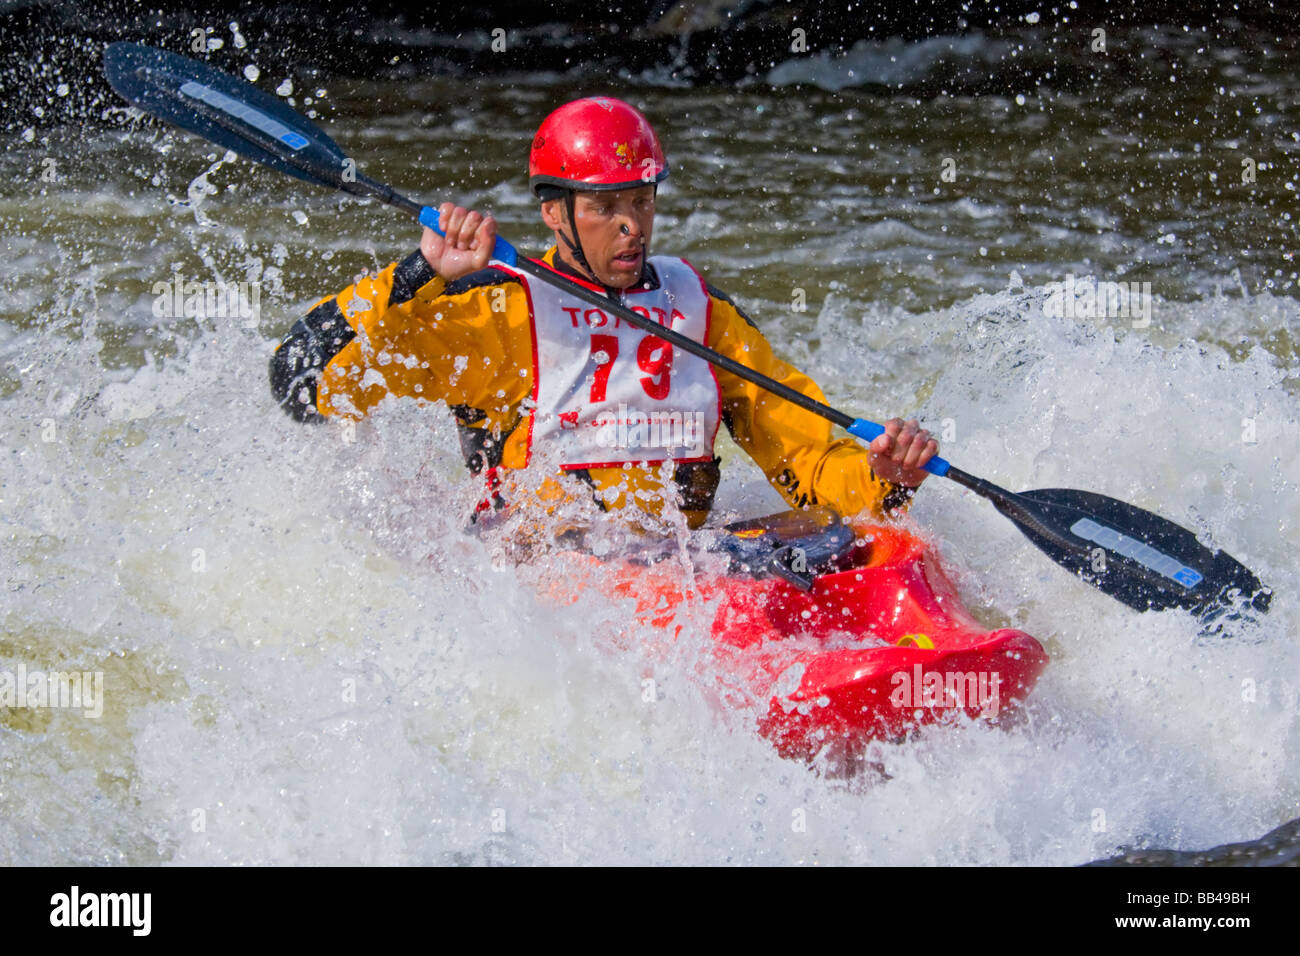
[541,510,1049,761]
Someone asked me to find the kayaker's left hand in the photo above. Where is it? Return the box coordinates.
[869,418,938,487]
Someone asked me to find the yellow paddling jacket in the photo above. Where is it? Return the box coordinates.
[269,246,916,528]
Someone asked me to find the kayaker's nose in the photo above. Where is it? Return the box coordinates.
[618,220,645,243]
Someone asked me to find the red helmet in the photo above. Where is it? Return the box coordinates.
[529,97,669,197]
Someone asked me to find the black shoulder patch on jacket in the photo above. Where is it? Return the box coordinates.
[302,296,355,346]
[443,266,520,297]
[706,282,760,331]
[391,249,439,306]
[268,297,355,422]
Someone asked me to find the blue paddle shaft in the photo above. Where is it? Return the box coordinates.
[418,206,518,266]
[847,419,951,477]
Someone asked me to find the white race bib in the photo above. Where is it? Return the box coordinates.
[505,257,721,470]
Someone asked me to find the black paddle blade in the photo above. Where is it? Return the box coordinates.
[103,43,348,188]
[994,486,1271,618]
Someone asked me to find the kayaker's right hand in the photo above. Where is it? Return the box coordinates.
[420,202,497,281]
[869,417,938,488]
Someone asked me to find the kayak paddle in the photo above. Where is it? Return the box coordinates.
[103,42,1272,621]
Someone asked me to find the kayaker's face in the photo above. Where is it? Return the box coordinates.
[543,186,656,288]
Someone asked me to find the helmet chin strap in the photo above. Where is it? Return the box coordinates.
[560,190,599,284]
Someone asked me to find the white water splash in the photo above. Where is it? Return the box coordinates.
[1,270,1294,864]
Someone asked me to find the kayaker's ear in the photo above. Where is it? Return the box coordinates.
[540,197,566,232]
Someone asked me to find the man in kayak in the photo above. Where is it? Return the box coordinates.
[269,96,938,530]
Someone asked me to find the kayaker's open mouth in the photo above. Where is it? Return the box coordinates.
[610,246,644,274]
